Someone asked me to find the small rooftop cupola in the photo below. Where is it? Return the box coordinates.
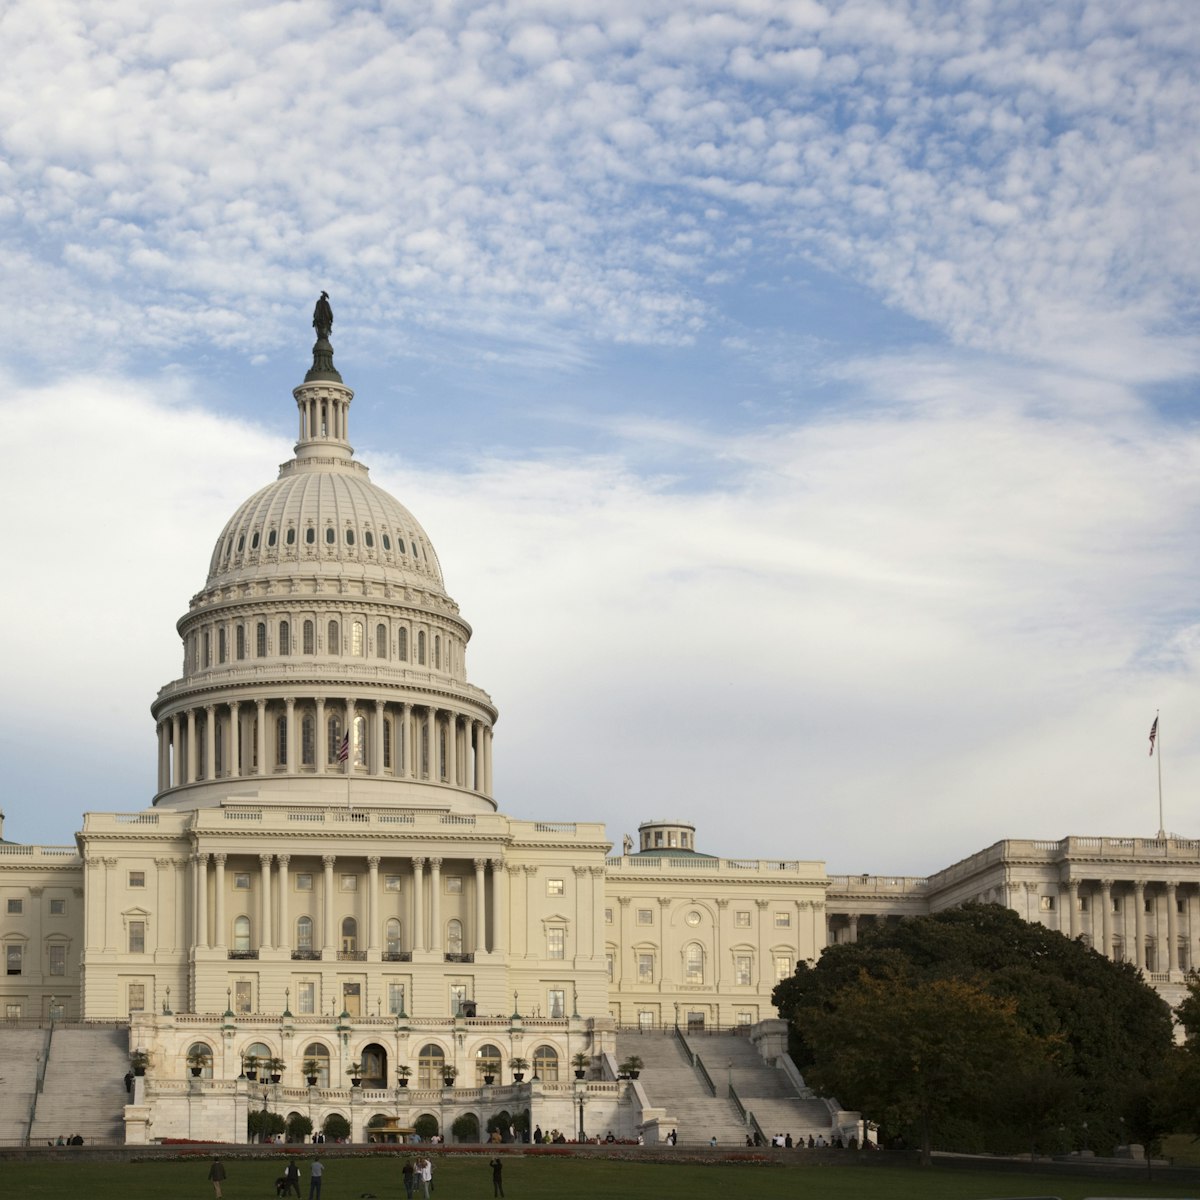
[293,291,354,464]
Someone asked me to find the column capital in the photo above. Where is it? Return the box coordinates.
[214,853,227,865]
[374,698,385,711]
[1100,879,1114,890]
[277,855,291,869]
[1134,879,1147,893]
[755,899,769,909]
[618,896,631,907]
[489,857,504,872]
[1066,879,1080,893]
[322,855,336,868]
[715,898,729,908]
[367,856,381,869]
[260,854,273,867]
[429,856,443,870]
[573,865,588,877]
[589,866,606,877]
[413,856,426,869]
[474,857,488,870]
[205,703,216,715]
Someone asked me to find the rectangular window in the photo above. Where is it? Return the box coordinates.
[734,911,751,928]
[547,928,565,959]
[387,982,406,1015]
[128,872,145,888]
[774,955,792,982]
[1076,895,1089,913]
[1111,897,1122,913]
[1145,898,1154,914]
[547,879,564,896]
[129,920,146,954]
[736,1011,753,1027]
[548,988,565,1018]
[298,981,316,1014]
[384,874,402,892]
[638,1009,655,1030]
[48,1000,65,1020]
[48,944,66,976]
[6,899,21,914]
[734,954,752,986]
[235,981,252,1013]
[234,873,251,890]
[1039,895,1055,912]
[444,876,462,894]
[295,873,313,892]
[49,899,66,915]
[636,909,653,926]
[604,907,613,925]
[449,984,468,1016]
[6,944,23,975]
[606,952,614,982]
[5,1003,21,1020]
[774,911,791,928]
[340,874,358,892]
[638,953,655,983]
[1179,899,1187,915]
[128,983,145,1013]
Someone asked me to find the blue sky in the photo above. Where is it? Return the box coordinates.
[1,0,1198,874]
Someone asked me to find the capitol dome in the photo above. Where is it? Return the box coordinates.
[150,302,497,814]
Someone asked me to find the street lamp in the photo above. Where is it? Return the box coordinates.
[262,1088,270,1144]
[577,1084,586,1143]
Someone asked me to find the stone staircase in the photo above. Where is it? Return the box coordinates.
[618,1029,836,1147]
[0,1027,49,1144]
[30,1026,130,1145]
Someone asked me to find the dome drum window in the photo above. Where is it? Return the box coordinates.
[251,532,260,550]
[345,528,355,546]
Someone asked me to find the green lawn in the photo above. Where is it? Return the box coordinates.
[2,1154,1199,1200]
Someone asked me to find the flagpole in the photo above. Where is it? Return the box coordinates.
[1156,709,1165,839]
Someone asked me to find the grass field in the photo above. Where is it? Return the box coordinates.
[2,1153,1199,1200]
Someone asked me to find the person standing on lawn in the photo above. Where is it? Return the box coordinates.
[489,1156,504,1198]
[208,1157,226,1199]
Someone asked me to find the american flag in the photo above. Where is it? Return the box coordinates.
[1148,716,1158,757]
[337,733,350,763]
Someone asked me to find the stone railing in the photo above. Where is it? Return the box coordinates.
[605,855,824,879]
[0,844,79,858]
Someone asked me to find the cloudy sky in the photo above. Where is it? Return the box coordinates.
[2,0,1198,875]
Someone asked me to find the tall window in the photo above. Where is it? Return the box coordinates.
[301,713,315,766]
[734,954,752,986]
[48,944,66,976]
[327,714,344,764]
[129,920,146,954]
[385,919,402,956]
[279,620,290,655]
[203,629,211,666]
[303,1042,330,1086]
[276,716,287,767]
[398,627,408,661]
[447,919,463,955]
[5,944,22,975]
[353,714,367,767]
[685,943,705,984]
[298,982,316,1014]
[387,982,405,1015]
[128,983,145,1013]
[303,620,315,654]
[383,718,392,770]
[341,917,358,953]
[417,631,426,665]
[349,621,363,656]
[417,1043,445,1088]
[638,953,654,983]
[327,620,339,654]
[236,625,246,660]
[547,928,565,960]
[774,954,793,982]
[187,1042,213,1078]
[233,916,251,952]
[218,627,227,663]
[376,623,387,658]
[256,622,267,657]
[475,1043,501,1084]
[532,1045,559,1080]
[296,916,314,953]
[548,989,565,1018]
[434,635,441,668]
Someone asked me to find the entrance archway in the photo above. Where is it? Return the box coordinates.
[361,1042,388,1088]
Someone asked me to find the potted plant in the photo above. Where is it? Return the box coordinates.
[619,1055,643,1080]
[395,1064,411,1088]
[267,1055,286,1083]
[303,1057,321,1087]
[186,1047,210,1078]
[442,1064,458,1088]
[242,1052,259,1081]
[130,1049,150,1077]
[572,1051,590,1080]
[482,1070,495,1086]
[347,1061,363,1087]
[509,1057,529,1083]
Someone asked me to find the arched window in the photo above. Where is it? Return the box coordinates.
[376,624,387,658]
[398,627,408,661]
[301,713,315,767]
[286,527,296,546]
[303,620,315,654]
[303,1043,330,1087]
[296,916,314,954]
[434,635,441,669]
[327,620,339,654]
[352,621,364,656]
[327,714,343,765]
[417,1043,445,1089]
[218,627,227,663]
[341,917,358,954]
[276,716,287,768]
[236,625,246,660]
[439,724,448,781]
[385,919,402,957]
[417,631,426,665]
[233,916,251,952]
[475,1044,501,1085]
[245,1041,272,1074]
[353,714,367,768]
[279,621,290,655]
[685,943,705,984]
[383,718,392,770]
[325,526,335,545]
[345,528,355,547]
[446,919,463,955]
[187,1041,214,1079]
[305,526,316,545]
[256,622,267,657]
[532,1045,559,1081]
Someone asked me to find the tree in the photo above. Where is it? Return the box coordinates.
[775,904,1174,1156]
[451,1111,480,1142]
[286,1113,313,1143]
[413,1113,440,1141]
[247,1109,286,1141]
[800,969,1052,1165]
[322,1112,350,1141]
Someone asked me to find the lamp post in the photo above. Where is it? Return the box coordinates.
[577,1085,586,1143]
[262,1088,270,1144]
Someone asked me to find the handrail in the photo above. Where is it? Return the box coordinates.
[728,1081,747,1121]
[25,1025,52,1146]
[693,1053,716,1097]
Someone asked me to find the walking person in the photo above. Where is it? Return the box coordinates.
[489,1156,504,1198]
[309,1157,324,1200]
[284,1159,301,1198]
[417,1156,432,1200]
[208,1157,227,1199]
[402,1159,415,1200]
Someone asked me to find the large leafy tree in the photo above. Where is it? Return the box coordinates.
[774,904,1174,1156]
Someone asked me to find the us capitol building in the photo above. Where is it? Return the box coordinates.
[2,303,1198,1143]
